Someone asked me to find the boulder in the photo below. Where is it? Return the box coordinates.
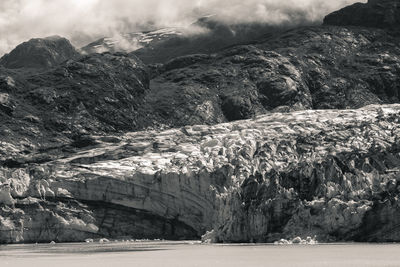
[0,184,15,206]
[0,93,16,115]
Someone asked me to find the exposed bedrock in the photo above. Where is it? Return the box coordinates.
[3,23,400,139]
[0,36,79,69]
[324,0,400,29]
[0,104,400,243]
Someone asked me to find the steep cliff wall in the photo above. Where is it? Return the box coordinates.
[1,104,399,243]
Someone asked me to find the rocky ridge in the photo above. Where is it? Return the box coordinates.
[1,17,400,134]
[81,16,298,65]
[1,104,400,243]
[324,0,400,29]
[0,52,150,164]
[147,25,400,126]
[0,36,79,69]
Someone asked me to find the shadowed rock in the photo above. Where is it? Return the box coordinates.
[324,0,400,29]
[0,36,79,69]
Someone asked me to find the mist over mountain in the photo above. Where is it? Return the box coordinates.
[0,0,364,56]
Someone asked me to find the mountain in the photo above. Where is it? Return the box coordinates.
[324,0,400,28]
[1,0,400,243]
[146,24,400,126]
[81,16,307,64]
[2,24,399,140]
[0,36,79,69]
[0,51,149,164]
[80,28,183,55]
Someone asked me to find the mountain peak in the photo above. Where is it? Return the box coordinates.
[323,0,400,28]
[0,36,79,69]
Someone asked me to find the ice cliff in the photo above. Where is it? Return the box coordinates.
[1,105,399,243]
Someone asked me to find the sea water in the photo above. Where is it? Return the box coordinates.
[1,241,399,267]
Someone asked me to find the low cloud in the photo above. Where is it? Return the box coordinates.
[0,0,365,56]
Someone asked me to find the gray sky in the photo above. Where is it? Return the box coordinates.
[0,0,365,56]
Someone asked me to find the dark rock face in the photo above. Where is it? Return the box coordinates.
[0,36,79,69]
[324,0,400,29]
[0,52,149,163]
[221,95,255,121]
[4,21,400,136]
[16,53,147,131]
[28,52,150,132]
[148,26,400,125]
[0,93,16,116]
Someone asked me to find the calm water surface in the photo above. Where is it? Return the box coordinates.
[0,241,399,267]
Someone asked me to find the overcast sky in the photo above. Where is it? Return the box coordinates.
[0,0,365,56]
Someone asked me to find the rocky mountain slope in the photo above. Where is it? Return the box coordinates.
[81,16,302,65]
[146,24,400,126]
[0,36,79,69]
[324,0,400,29]
[1,0,400,243]
[0,51,149,165]
[2,23,399,139]
[1,104,399,243]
